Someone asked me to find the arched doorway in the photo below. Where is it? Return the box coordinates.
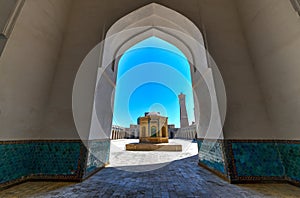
[73,2,225,176]
[162,126,167,137]
[151,126,157,137]
[86,2,224,141]
[112,35,195,137]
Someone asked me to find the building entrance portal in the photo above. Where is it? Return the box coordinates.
[72,2,226,175]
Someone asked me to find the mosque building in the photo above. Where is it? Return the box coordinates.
[138,112,169,143]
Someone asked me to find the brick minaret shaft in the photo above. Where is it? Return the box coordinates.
[178,93,189,128]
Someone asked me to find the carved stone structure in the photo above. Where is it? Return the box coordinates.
[138,112,168,143]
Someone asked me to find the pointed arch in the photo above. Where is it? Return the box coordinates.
[106,3,203,41]
[83,2,223,142]
[101,3,209,75]
[71,1,226,183]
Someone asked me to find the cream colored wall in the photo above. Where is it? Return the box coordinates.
[235,0,300,139]
[0,0,72,140]
[4,0,291,140]
[44,0,275,140]
[43,0,155,139]
[195,0,273,139]
[42,0,109,139]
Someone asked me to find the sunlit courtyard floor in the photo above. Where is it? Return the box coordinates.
[109,139,198,172]
[1,139,300,197]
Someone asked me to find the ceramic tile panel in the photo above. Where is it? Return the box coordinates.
[230,142,285,177]
[84,139,110,177]
[0,140,84,188]
[197,139,226,175]
[277,142,300,183]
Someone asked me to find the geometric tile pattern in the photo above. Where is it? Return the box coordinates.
[197,139,300,186]
[0,140,84,188]
[231,142,285,177]
[197,139,226,176]
[32,142,82,175]
[2,139,300,197]
[84,139,110,177]
[2,139,299,188]
[0,139,112,188]
[277,142,300,183]
[0,143,34,184]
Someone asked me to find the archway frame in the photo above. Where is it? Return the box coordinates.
[87,2,224,142]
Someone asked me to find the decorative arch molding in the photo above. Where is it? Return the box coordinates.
[114,27,195,70]
[106,3,203,42]
[102,3,208,74]
[86,2,224,141]
[55,2,300,187]
[71,1,227,184]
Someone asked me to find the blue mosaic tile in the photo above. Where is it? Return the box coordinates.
[85,140,110,176]
[197,139,226,174]
[277,143,300,182]
[197,139,300,184]
[0,141,82,185]
[231,142,285,177]
[32,142,81,175]
[2,139,298,185]
[0,143,34,183]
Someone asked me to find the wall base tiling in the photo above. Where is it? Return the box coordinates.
[226,140,285,183]
[197,139,300,186]
[277,141,300,186]
[0,140,88,189]
[2,139,299,188]
[197,139,228,179]
[84,139,110,178]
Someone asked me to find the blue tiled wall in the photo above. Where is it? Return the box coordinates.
[32,142,82,175]
[84,139,110,177]
[2,139,299,186]
[197,139,300,185]
[277,143,300,182]
[0,141,82,186]
[231,142,285,177]
[0,143,34,184]
[197,139,226,175]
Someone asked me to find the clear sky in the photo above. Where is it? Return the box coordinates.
[112,37,194,128]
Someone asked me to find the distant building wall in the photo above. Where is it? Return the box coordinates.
[176,124,197,140]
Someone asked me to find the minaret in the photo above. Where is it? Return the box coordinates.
[178,93,189,128]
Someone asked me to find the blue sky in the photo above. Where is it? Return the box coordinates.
[112,37,195,128]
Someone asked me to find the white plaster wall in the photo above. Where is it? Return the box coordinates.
[45,0,275,140]
[0,0,72,140]
[0,0,19,35]
[235,0,300,139]
[43,0,158,139]
[75,3,223,141]
[196,0,273,139]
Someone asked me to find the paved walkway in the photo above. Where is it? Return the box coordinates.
[108,139,199,172]
[2,139,300,197]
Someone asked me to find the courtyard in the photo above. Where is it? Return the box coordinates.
[1,139,299,197]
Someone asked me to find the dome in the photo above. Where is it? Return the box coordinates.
[145,112,161,116]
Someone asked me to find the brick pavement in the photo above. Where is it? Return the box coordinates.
[36,139,268,198]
